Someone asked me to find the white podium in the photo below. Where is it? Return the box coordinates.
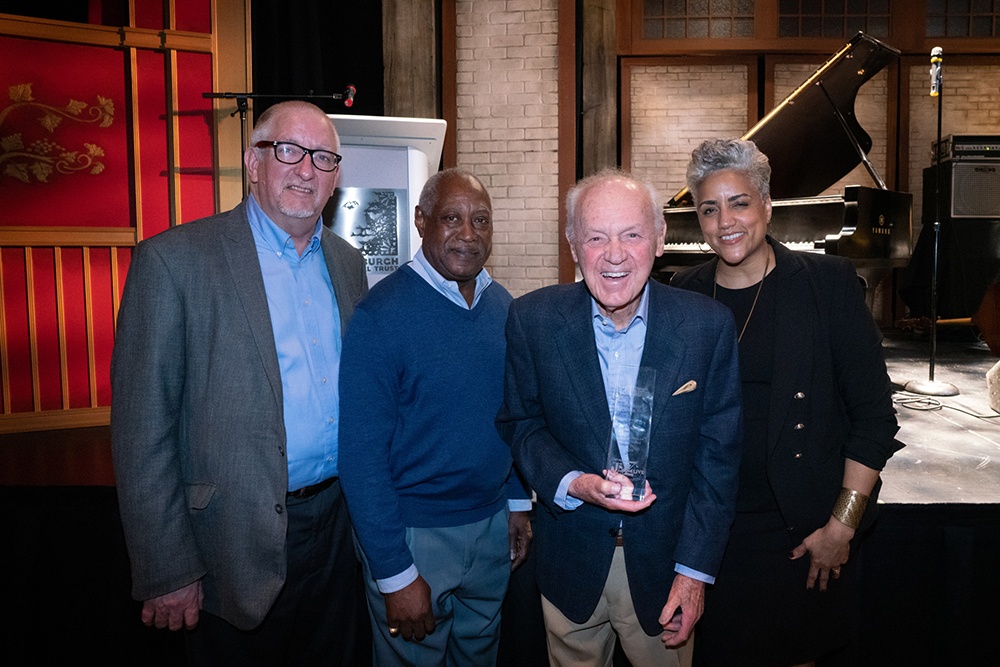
[325,114,447,285]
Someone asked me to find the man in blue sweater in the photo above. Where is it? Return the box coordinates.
[339,168,532,665]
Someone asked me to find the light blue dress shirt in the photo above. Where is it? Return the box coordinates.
[408,246,493,309]
[554,285,713,584]
[247,194,341,492]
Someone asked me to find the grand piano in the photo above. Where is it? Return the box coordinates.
[659,32,912,291]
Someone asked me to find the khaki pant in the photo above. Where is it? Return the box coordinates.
[541,547,693,667]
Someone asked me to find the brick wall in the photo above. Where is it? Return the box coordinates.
[455,0,560,295]
[628,62,890,205]
[451,6,999,295]
[628,64,750,198]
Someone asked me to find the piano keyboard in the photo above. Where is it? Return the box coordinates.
[663,241,819,254]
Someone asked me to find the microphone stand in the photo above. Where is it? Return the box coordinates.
[202,89,356,193]
[905,50,959,396]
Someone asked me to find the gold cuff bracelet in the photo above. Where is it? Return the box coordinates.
[831,487,870,530]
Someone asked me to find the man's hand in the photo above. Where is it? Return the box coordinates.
[141,580,203,631]
[790,516,853,591]
[508,511,532,571]
[658,574,704,647]
[567,472,656,512]
[385,575,436,642]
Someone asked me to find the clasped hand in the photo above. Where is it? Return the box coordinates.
[141,579,204,631]
[568,470,656,512]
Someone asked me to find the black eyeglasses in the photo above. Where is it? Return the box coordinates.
[254,141,342,172]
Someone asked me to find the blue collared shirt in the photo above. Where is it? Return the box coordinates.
[247,194,341,491]
[553,284,713,584]
[554,287,650,510]
[408,247,492,309]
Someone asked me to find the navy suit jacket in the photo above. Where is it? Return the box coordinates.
[111,201,367,630]
[497,279,743,635]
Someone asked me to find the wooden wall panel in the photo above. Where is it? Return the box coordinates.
[29,248,62,411]
[176,50,216,225]
[133,0,165,30]
[175,0,212,33]
[0,36,129,228]
[88,247,115,406]
[58,248,91,410]
[134,49,171,239]
[0,0,248,468]
[1,248,32,412]
[0,243,126,429]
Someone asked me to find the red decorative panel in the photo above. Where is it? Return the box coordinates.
[2,248,33,412]
[59,249,92,409]
[0,36,130,228]
[175,0,212,33]
[30,248,62,411]
[175,51,216,225]
[135,49,171,239]
[115,247,132,304]
[88,248,115,406]
[133,0,165,30]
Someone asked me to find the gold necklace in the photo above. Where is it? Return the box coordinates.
[713,252,770,343]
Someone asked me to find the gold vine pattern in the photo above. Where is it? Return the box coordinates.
[0,83,115,184]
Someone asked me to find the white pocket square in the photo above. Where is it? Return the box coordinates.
[671,380,697,396]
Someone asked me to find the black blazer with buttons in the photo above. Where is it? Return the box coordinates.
[671,237,900,542]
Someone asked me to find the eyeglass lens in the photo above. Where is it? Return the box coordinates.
[263,141,341,172]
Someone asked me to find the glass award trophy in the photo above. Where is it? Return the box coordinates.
[605,366,656,501]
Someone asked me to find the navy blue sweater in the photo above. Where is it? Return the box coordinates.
[338,265,527,580]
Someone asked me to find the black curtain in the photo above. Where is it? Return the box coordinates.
[250,1,384,119]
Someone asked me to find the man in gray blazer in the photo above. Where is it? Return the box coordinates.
[111,101,368,664]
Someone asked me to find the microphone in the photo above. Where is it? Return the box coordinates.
[929,47,942,97]
[344,85,356,108]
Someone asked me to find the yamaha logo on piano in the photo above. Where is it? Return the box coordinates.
[873,214,893,235]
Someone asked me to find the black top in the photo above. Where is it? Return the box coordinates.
[714,276,777,512]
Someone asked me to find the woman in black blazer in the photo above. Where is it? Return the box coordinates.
[671,138,901,667]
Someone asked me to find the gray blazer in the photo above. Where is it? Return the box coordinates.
[111,201,367,630]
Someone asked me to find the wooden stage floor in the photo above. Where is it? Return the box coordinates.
[880,330,1000,504]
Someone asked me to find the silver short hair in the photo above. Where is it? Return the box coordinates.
[686,138,771,202]
[565,168,664,244]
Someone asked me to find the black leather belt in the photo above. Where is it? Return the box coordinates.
[610,527,624,547]
[287,476,336,498]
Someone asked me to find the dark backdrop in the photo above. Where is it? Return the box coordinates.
[4,485,997,665]
[251,0,384,119]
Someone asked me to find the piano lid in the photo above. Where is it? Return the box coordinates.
[669,32,900,207]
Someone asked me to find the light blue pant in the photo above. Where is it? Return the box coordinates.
[359,507,511,667]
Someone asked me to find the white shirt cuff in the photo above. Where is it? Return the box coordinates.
[674,563,715,585]
[554,471,585,510]
[508,498,532,512]
[376,564,419,594]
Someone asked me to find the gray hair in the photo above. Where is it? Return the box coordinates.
[565,168,664,244]
[686,138,771,202]
[417,167,490,213]
[249,101,339,150]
